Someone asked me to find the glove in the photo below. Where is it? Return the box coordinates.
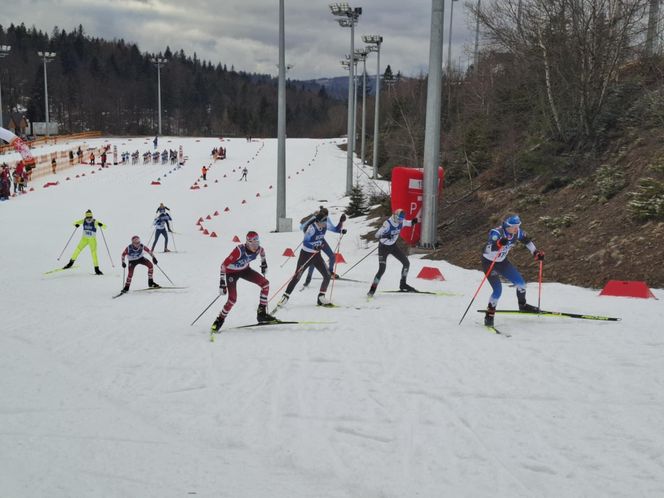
[340,214,347,223]
[219,277,227,295]
[534,250,545,261]
[341,229,347,235]
[498,237,509,248]
[122,262,127,268]
[74,224,80,227]
[152,257,158,264]
[410,218,418,226]
[260,261,268,276]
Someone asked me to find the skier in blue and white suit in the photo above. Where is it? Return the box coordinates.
[302,209,347,286]
[151,212,172,252]
[367,208,419,296]
[483,214,545,326]
[278,208,345,307]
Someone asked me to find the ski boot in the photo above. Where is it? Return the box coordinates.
[94,266,103,275]
[399,279,417,292]
[277,293,289,307]
[63,259,75,269]
[517,291,538,312]
[121,285,129,294]
[148,279,161,289]
[211,315,225,332]
[164,248,171,253]
[317,293,332,306]
[329,272,339,280]
[367,283,377,297]
[257,305,277,323]
[484,304,496,327]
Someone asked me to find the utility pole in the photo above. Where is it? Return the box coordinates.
[276,0,290,231]
[363,35,383,179]
[420,0,445,249]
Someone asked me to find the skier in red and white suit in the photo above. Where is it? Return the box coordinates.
[211,231,275,332]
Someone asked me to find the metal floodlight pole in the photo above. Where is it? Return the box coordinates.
[363,35,382,179]
[421,0,445,249]
[474,0,481,70]
[277,0,287,231]
[447,0,459,73]
[0,45,10,129]
[352,56,359,156]
[354,49,368,166]
[151,57,167,135]
[37,51,56,136]
[330,3,362,195]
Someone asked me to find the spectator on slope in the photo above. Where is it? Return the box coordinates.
[69,150,74,165]
[120,236,160,293]
[89,152,95,165]
[481,214,545,327]
[76,146,82,163]
[51,157,57,174]
[0,164,11,200]
[62,209,107,275]
[240,167,248,181]
[367,209,419,297]
[211,231,274,332]
[201,165,208,180]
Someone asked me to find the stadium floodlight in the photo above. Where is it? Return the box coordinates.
[329,2,362,195]
[362,35,383,178]
[150,56,168,135]
[37,51,57,136]
[0,45,10,130]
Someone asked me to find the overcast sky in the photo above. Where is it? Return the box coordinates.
[5,0,478,80]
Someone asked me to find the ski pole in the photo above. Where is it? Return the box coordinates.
[190,294,222,326]
[146,227,156,247]
[170,231,177,252]
[327,233,345,302]
[122,265,126,290]
[537,259,543,312]
[340,245,378,278]
[100,227,115,268]
[154,262,175,286]
[280,241,302,267]
[458,252,500,325]
[268,250,319,303]
[57,226,79,260]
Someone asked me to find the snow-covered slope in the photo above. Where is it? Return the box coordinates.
[0,136,662,498]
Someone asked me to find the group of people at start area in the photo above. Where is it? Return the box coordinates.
[209,208,544,333]
[61,204,177,292]
[55,204,545,332]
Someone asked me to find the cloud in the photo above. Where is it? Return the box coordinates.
[5,0,476,80]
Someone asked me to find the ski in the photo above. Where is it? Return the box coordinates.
[210,319,335,340]
[112,291,126,299]
[311,276,367,283]
[135,286,188,291]
[382,290,462,296]
[484,325,511,338]
[44,265,79,275]
[477,309,621,321]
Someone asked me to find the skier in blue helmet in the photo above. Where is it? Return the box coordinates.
[482,214,545,326]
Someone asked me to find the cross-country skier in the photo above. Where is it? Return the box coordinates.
[155,203,173,232]
[482,214,545,326]
[152,211,172,252]
[211,231,274,332]
[120,236,160,293]
[62,209,106,275]
[302,209,347,286]
[240,167,248,181]
[367,208,418,297]
[277,208,345,308]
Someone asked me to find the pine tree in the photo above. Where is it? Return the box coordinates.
[346,185,367,218]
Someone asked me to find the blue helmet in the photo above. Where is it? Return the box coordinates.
[502,214,521,230]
